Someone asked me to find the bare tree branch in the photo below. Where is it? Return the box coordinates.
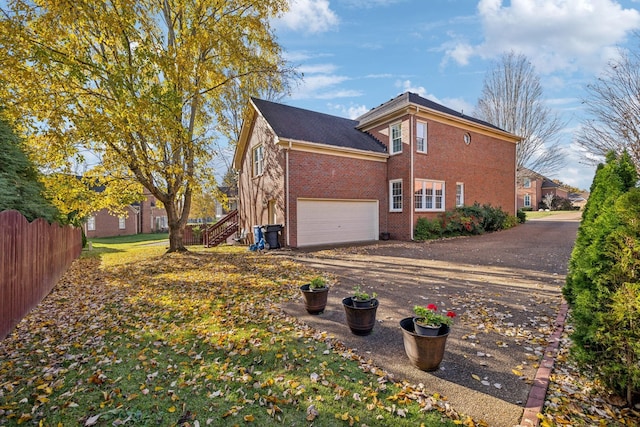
[576,33,640,170]
[475,51,566,177]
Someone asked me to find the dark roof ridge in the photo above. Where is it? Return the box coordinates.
[251,97,387,154]
[357,91,506,133]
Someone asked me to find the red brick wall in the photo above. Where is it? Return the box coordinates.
[367,114,516,240]
[85,207,138,238]
[238,105,516,245]
[366,115,413,239]
[287,151,387,247]
[237,115,285,243]
[85,194,168,239]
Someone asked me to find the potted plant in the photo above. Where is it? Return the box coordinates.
[299,276,329,314]
[412,304,456,336]
[342,287,379,336]
[351,285,377,308]
[399,304,456,371]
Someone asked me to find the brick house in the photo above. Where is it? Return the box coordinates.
[517,168,570,210]
[233,92,520,248]
[84,190,168,238]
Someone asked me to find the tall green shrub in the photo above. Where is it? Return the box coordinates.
[564,151,637,305]
[563,151,639,405]
[0,118,59,222]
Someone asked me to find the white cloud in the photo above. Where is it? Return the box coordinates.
[556,140,598,190]
[276,0,339,34]
[315,89,363,99]
[395,79,428,97]
[440,97,475,116]
[299,64,338,74]
[289,64,359,100]
[298,74,349,93]
[340,0,406,8]
[393,80,475,114]
[446,0,640,74]
[328,103,369,119]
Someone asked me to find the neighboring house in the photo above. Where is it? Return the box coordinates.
[84,190,168,238]
[215,186,238,219]
[517,168,571,210]
[568,192,589,210]
[233,92,520,248]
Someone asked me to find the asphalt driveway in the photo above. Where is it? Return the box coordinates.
[280,211,581,426]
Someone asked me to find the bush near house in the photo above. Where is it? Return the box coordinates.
[564,151,640,406]
[414,204,516,241]
[537,196,576,211]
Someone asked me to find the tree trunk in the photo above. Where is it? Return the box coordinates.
[165,202,188,253]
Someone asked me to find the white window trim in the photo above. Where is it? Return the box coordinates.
[456,182,464,207]
[523,177,531,188]
[118,216,126,230]
[414,179,445,212]
[524,194,531,207]
[390,122,402,155]
[416,121,427,153]
[87,216,96,231]
[253,145,264,177]
[389,179,403,212]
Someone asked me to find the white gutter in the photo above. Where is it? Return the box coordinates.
[285,140,291,247]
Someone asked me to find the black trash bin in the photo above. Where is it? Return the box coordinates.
[263,224,283,249]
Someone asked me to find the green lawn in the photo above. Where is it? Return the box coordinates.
[0,238,466,426]
[524,210,576,220]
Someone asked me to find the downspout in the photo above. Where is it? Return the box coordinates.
[285,141,291,247]
[515,166,518,215]
[410,113,414,240]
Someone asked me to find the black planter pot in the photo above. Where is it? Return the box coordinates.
[351,297,375,308]
[300,284,329,314]
[342,297,379,335]
[413,318,447,336]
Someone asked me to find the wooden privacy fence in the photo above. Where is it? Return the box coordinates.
[0,210,82,340]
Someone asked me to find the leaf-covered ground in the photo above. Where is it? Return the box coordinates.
[1,246,471,426]
[541,324,640,426]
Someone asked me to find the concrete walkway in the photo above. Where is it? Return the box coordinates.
[280,212,581,426]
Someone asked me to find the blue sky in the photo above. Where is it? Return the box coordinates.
[267,0,640,191]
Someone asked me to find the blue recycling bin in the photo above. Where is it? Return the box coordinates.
[253,225,263,244]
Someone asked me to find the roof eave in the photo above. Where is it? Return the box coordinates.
[277,138,389,161]
[358,102,521,144]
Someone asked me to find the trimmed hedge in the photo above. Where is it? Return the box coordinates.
[414,203,516,241]
[564,151,640,405]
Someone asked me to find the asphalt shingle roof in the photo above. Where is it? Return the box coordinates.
[406,92,505,132]
[252,98,387,154]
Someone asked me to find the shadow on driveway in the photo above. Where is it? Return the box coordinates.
[280,213,580,426]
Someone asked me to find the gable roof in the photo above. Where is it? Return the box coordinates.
[357,92,510,135]
[251,98,387,154]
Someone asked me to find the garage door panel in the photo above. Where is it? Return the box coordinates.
[297,200,378,247]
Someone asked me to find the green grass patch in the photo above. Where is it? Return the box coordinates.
[1,240,463,426]
[524,210,577,219]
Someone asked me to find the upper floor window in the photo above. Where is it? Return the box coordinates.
[523,177,531,188]
[416,122,427,153]
[253,145,264,177]
[456,183,464,207]
[415,179,445,211]
[390,123,402,154]
[118,216,126,230]
[87,216,96,231]
[390,179,402,212]
[524,194,531,207]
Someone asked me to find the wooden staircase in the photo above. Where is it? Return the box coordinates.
[203,209,239,247]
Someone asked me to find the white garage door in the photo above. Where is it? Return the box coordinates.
[297,199,379,247]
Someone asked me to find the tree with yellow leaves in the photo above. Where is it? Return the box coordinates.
[0,0,291,251]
